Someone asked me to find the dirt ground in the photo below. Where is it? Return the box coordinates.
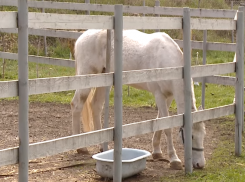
[0,100,223,182]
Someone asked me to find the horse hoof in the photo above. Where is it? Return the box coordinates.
[152,153,163,160]
[170,161,183,170]
[77,148,89,155]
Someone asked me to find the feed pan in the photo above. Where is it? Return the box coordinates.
[92,148,151,179]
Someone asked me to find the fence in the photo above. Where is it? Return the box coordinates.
[0,1,244,181]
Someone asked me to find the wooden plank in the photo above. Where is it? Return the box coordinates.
[28,73,113,95]
[123,104,235,139]
[0,0,17,6]
[29,128,113,161]
[123,16,182,30]
[0,1,237,19]
[0,52,75,68]
[0,147,18,167]
[123,115,183,138]
[190,8,236,18]
[194,75,236,86]
[0,128,113,167]
[0,80,18,98]
[193,104,235,123]
[191,18,236,30]
[0,0,236,18]
[0,104,235,167]
[0,64,236,98]
[0,12,17,28]
[0,28,82,39]
[29,56,75,68]
[175,39,236,52]
[191,63,235,78]
[122,67,182,84]
[28,13,113,29]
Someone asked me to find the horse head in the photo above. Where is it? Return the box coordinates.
[179,106,206,169]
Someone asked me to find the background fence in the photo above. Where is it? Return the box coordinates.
[0,0,241,81]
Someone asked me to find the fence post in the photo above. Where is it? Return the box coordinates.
[85,0,90,15]
[183,7,192,174]
[103,29,111,152]
[201,30,207,109]
[155,0,160,32]
[113,4,123,182]
[235,8,244,156]
[42,0,47,56]
[18,0,29,181]
[238,6,244,133]
[143,0,145,32]
[231,1,234,43]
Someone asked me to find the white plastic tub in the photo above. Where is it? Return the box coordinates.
[92,148,151,179]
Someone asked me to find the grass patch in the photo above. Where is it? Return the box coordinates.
[163,117,245,182]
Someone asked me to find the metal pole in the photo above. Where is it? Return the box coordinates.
[183,7,192,174]
[42,0,47,56]
[103,29,112,152]
[235,9,244,156]
[238,6,244,133]
[201,30,207,109]
[113,5,123,182]
[155,0,160,32]
[85,0,90,15]
[18,0,29,181]
[143,0,145,32]
[231,1,234,43]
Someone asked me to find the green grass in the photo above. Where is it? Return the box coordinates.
[163,117,245,182]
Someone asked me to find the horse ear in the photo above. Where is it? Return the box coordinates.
[198,105,203,111]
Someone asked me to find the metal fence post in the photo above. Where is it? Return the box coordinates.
[85,0,90,15]
[231,1,234,43]
[113,4,123,182]
[238,6,244,133]
[201,30,207,109]
[235,9,244,156]
[42,0,47,56]
[143,0,145,32]
[183,7,192,174]
[155,0,160,32]
[18,0,29,181]
[103,29,112,152]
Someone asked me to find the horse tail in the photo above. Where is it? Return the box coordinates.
[81,88,96,132]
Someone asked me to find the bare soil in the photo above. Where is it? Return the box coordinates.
[0,100,224,182]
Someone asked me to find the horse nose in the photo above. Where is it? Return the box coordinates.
[193,163,204,169]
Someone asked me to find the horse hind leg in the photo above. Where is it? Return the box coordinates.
[71,88,91,154]
[90,86,108,152]
[152,92,168,159]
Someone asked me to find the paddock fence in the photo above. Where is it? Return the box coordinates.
[0,1,244,181]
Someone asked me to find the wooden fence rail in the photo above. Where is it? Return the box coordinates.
[0,0,237,18]
[0,104,235,167]
[0,62,235,98]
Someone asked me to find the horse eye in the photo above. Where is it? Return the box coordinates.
[192,135,194,139]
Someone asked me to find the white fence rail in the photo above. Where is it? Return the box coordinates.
[0,103,235,167]
[0,62,235,98]
[1,12,237,30]
[0,0,237,18]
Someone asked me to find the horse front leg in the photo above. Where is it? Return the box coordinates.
[152,93,182,170]
[164,128,183,170]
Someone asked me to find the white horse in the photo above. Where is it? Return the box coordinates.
[71,29,206,170]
